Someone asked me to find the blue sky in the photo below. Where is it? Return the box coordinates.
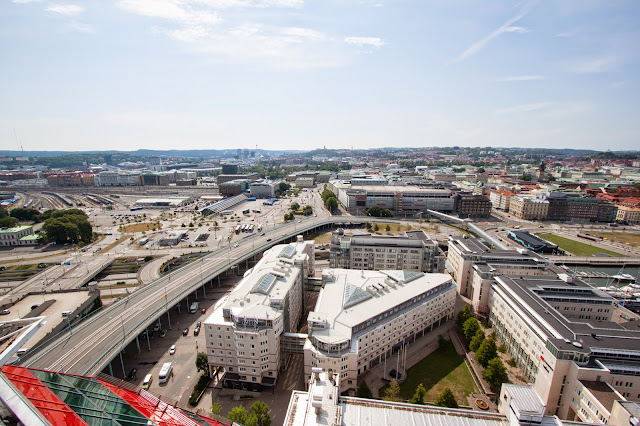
[1,0,638,152]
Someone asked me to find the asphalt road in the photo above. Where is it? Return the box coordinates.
[23,211,361,376]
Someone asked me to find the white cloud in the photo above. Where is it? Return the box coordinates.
[194,0,303,7]
[497,75,546,82]
[450,0,534,64]
[70,21,94,33]
[12,0,44,3]
[571,55,621,74]
[344,36,385,48]
[495,102,551,114]
[46,4,84,16]
[504,26,530,34]
[609,80,627,89]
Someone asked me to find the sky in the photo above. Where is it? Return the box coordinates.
[1,0,639,152]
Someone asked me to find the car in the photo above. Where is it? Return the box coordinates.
[37,263,47,268]
[127,368,137,380]
[282,233,286,236]
[140,330,148,339]
[194,327,200,336]
[142,374,153,390]
[30,304,39,310]
[169,345,176,355]
[260,232,265,236]
[153,323,161,332]
[201,308,206,314]
[160,329,168,338]
[266,238,272,242]
[183,328,189,336]
[196,321,201,328]
[234,243,239,248]
[0,309,10,315]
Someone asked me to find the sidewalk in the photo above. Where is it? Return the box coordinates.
[362,320,453,398]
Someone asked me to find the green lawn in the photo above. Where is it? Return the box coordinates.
[379,340,476,404]
[537,233,624,257]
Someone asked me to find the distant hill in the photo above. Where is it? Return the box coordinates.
[0,149,305,158]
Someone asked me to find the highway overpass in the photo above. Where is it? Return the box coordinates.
[20,215,372,376]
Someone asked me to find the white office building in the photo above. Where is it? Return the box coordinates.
[204,237,314,391]
[304,269,456,394]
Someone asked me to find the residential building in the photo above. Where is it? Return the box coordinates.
[0,225,37,246]
[205,238,314,391]
[454,192,492,218]
[510,196,549,220]
[304,269,455,394]
[490,189,514,211]
[329,229,443,273]
[616,205,640,224]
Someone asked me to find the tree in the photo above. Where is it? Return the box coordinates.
[456,305,473,329]
[9,207,41,222]
[366,206,393,217]
[435,387,458,408]
[247,401,271,426]
[227,406,248,424]
[477,167,486,173]
[469,329,485,352]
[211,402,222,415]
[0,216,19,228]
[409,383,427,405]
[462,317,480,342]
[278,182,291,192]
[365,221,372,229]
[290,202,300,211]
[476,338,498,367]
[385,224,391,232]
[373,223,379,232]
[195,352,210,377]
[484,358,509,388]
[325,196,338,212]
[383,379,402,402]
[302,205,313,216]
[357,380,373,399]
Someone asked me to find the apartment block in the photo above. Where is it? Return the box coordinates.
[329,229,443,273]
[510,196,549,220]
[454,192,492,218]
[304,269,456,394]
[204,238,314,391]
[490,189,514,211]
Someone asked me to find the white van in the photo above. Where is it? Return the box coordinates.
[158,362,173,384]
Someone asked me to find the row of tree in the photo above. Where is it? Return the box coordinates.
[457,306,509,389]
[321,187,338,212]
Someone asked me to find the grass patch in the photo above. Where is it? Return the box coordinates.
[379,340,476,403]
[99,236,129,253]
[310,232,332,244]
[538,233,624,257]
[591,232,640,248]
[118,222,163,233]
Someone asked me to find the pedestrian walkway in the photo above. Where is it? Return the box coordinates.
[361,320,453,398]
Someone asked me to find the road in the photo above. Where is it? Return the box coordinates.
[22,211,372,376]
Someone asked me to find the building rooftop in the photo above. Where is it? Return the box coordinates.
[580,380,620,413]
[308,269,453,344]
[206,239,311,326]
[0,225,32,233]
[502,384,545,415]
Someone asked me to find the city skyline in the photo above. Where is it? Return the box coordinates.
[1,0,639,152]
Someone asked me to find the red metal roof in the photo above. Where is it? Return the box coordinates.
[2,365,87,426]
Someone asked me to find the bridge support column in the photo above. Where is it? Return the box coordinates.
[135,335,140,352]
[202,285,205,298]
[108,362,113,376]
[120,351,126,378]
[167,308,171,330]
[195,288,198,299]
[146,328,151,351]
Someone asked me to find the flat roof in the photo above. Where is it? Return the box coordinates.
[310,269,452,344]
[0,225,32,233]
[580,380,619,413]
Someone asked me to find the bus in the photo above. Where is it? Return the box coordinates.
[235,225,241,234]
[158,362,173,384]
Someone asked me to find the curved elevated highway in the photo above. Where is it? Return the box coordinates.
[21,215,370,376]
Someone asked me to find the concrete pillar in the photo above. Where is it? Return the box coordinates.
[146,328,151,351]
[120,351,126,378]
[108,362,113,376]
[135,335,140,352]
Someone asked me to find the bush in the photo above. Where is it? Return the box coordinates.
[508,358,517,367]
[144,255,153,262]
[188,374,210,406]
[498,344,507,353]
[462,317,480,342]
[356,381,373,399]
[435,387,458,408]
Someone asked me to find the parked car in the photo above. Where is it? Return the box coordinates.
[196,321,201,328]
[169,345,176,355]
[201,308,206,314]
[153,323,161,332]
[183,328,189,336]
[159,329,168,338]
[127,368,137,380]
[0,309,10,315]
[194,327,200,336]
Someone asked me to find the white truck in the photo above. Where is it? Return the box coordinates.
[189,302,199,314]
